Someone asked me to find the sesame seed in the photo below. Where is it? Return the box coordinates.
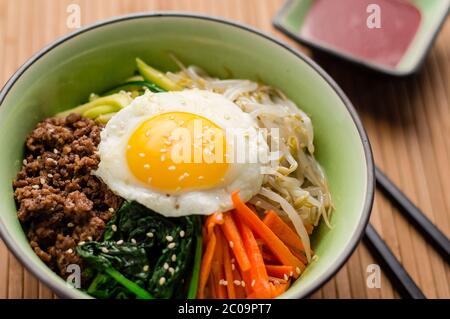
[87,236,93,241]
[143,164,150,169]
[53,148,59,154]
[168,165,176,171]
[168,243,176,249]
[168,267,175,275]
[219,279,227,286]
[256,201,262,206]
[116,240,124,245]
[66,248,73,254]
[67,222,74,227]
[171,254,177,262]
[32,185,39,189]
[78,241,85,246]
[108,207,115,213]
[166,235,173,242]
[101,247,109,253]
[289,271,293,277]
[229,241,234,248]
[233,280,241,286]
[143,265,149,272]
[296,267,301,274]
[22,159,27,165]
[139,153,145,158]
[159,277,166,285]
[111,225,117,232]
[251,280,256,287]
[160,148,167,153]
[231,264,235,271]
[163,263,169,270]
[146,232,154,238]
[160,155,166,161]
[241,281,246,287]
[178,172,189,181]
[179,230,185,238]
[47,174,53,178]
[198,176,204,180]
[274,280,280,285]
[131,238,137,244]
[283,274,289,281]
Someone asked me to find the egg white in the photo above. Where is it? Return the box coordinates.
[95,90,268,217]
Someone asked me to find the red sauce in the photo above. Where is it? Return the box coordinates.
[300,0,421,68]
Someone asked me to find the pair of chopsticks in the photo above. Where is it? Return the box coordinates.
[363,167,450,299]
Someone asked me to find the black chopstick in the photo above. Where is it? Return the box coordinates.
[375,166,450,263]
[364,224,426,299]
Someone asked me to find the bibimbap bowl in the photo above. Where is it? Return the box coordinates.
[0,13,374,299]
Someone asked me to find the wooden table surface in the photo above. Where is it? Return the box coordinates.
[1,0,449,299]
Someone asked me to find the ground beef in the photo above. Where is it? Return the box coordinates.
[13,113,123,278]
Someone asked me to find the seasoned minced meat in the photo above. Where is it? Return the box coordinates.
[13,113,123,278]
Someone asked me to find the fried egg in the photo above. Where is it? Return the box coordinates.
[95,90,268,217]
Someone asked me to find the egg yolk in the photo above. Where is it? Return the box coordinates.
[126,112,229,193]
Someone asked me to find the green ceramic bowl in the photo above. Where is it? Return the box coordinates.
[0,13,374,299]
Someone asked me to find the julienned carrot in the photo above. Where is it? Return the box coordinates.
[197,228,217,298]
[235,217,271,299]
[263,211,308,266]
[221,213,251,272]
[219,229,236,299]
[247,282,289,298]
[211,228,227,299]
[292,250,308,266]
[240,269,253,296]
[232,266,247,298]
[206,212,224,239]
[208,275,216,299]
[279,215,314,236]
[265,265,295,279]
[263,210,305,252]
[269,282,290,298]
[231,192,304,274]
[262,250,279,264]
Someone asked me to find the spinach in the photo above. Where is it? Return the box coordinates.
[77,201,201,299]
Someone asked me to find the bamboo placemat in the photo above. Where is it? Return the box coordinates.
[0,0,449,299]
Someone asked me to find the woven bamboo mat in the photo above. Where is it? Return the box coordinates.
[0,0,449,299]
